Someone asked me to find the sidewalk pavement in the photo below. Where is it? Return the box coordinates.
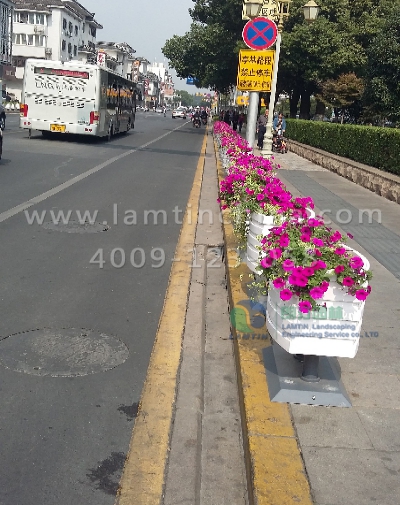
[118,128,400,505]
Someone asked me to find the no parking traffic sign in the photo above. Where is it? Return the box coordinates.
[242,17,278,50]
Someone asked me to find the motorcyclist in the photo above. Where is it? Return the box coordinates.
[200,109,208,123]
[193,107,201,126]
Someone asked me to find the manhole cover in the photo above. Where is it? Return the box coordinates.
[42,221,109,233]
[0,328,129,377]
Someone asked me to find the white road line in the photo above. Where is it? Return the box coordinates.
[0,122,190,224]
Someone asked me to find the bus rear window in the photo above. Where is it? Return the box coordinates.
[34,67,89,79]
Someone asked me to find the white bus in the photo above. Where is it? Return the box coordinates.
[20,59,137,139]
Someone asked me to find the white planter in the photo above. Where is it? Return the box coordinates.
[265,249,370,358]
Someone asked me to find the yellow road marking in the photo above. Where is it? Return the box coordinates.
[214,137,313,505]
[115,129,208,505]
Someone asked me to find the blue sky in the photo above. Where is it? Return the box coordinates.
[82,0,210,92]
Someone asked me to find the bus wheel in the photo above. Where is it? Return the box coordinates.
[0,114,5,130]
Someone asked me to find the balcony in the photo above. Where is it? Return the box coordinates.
[12,45,47,59]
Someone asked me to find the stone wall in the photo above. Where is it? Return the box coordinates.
[288,140,400,204]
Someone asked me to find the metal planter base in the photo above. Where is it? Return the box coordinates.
[262,344,352,407]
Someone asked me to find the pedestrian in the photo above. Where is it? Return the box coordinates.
[232,110,239,131]
[223,109,230,125]
[256,109,268,149]
[219,110,224,121]
[238,112,245,133]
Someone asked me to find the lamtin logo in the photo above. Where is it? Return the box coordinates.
[230,300,379,339]
[230,299,269,340]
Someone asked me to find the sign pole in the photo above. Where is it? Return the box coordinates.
[261,32,281,158]
[246,91,259,150]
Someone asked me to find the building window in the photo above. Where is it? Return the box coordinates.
[13,34,27,45]
[28,13,35,24]
[35,35,45,47]
[82,23,85,33]
[36,14,45,25]
[62,39,66,51]
[63,18,67,30]
[68,42,72,54]
[74,45,77,56]
[75,25,78,36]
[14,12,28,23]
[27,34,34,46]
[90,27,96,38]
[69,22,73,33]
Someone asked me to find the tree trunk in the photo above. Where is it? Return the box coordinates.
[289,89,300,118]
[299,90,311,119]
[313,99,326,121]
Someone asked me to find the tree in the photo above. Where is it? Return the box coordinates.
[175,90,194,107]
[363,6,400,121]
[162,22,241,92]
[318,73,364,123]
[162,0,244,92]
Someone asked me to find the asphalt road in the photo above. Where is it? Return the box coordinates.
[0,112,205,504]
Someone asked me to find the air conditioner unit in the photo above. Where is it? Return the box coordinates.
[45,47,52,55]
[34,25,44,33]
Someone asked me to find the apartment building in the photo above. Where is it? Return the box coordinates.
[0,0,14,95]
[7,0,102,99]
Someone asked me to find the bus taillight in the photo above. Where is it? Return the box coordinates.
[20,104,29,117]
[90,111,100,125]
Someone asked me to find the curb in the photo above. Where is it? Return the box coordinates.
[214,136,314,505]
[115,128,208,505]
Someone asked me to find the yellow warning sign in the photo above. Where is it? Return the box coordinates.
[237,96,267,106]
[237,49,274,91]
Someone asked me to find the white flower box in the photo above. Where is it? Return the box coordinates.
[265,249,370,358]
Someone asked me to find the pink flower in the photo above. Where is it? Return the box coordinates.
[313,238,324,247]
[342,277,354,287]
[330,231,342,243]
[280,289,293,301]
[320,281,329,292]
[309,287,325,300]
[279,234,290,247]
[315,249,322,257]
[260,257,274,268]
[308,218,323,227]
[289,274,308,287]
[334,247,346,255]
[298,300,312,313]
[335,265,345,274]
[347,232,354,239]
[313,260,327,270]
[301,234,311,243]
[256,193,264,201]
[303,267,315,277]
[349,256,364,269]
[282,259,295,272]
[301,226,312,235]
[270,248,282,260]
[355,289,369,301]
[273,278,285,289]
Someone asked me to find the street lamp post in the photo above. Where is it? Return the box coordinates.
[242,0,263,149]
[260,0,319,158]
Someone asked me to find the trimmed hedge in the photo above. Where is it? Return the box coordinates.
[286,119,400,176]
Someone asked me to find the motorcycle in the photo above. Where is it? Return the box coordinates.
[193,117,201,128]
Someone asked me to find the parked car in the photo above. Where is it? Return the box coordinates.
[172,109,187,119]
[155,107,164,113]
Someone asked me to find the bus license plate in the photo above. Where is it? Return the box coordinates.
[50,124,66,133]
